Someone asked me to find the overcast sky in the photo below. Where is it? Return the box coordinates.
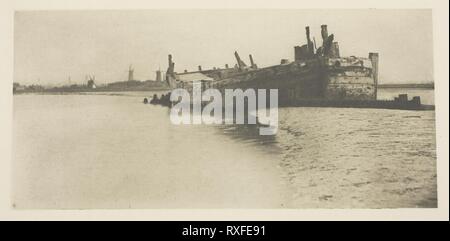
[14,9,433,86]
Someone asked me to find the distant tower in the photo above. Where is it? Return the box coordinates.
[128,65,134,81]
[156,69,162,82]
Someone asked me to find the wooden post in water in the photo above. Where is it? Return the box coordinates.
[369,52,379,100]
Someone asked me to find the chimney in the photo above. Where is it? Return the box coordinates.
[156,70,162,81]
[321,25,329,42]
[168,55,173,66]
[198,65,202,71]
[306,26,311,44]
[128,65,134,81]
[167,54,175,75]
[225,64,229,69]
[306,26,314,56]
[306,26,311,41]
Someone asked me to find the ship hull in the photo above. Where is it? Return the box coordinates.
[209,57,377,106]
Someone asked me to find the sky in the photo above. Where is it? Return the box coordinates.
[14,9,433,86]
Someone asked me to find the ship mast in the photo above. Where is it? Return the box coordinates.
[234,51,247,70]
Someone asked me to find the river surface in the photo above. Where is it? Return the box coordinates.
[13,88,437,209]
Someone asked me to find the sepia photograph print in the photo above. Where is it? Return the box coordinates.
[1,0,448,222]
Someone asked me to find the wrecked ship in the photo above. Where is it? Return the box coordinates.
[165,25,379,106]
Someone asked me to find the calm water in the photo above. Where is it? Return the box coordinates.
[13,89,437,209]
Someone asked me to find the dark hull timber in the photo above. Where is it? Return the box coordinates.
[210,57,376,105]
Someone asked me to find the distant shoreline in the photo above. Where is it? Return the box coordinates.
[13,79,171,95]
[378,83,434,89]
[14,85,434,95]
[13,88,171,95]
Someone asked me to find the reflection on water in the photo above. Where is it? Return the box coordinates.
[216,124,279,147]
[13,90,437,209]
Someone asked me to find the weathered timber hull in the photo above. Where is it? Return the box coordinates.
[209,57,376,106]
[160,25,433,111]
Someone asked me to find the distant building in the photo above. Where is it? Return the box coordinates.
[128,65,134,81]
[156,70,162,82]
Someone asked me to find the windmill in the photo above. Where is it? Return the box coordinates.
[87,74,96,89]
